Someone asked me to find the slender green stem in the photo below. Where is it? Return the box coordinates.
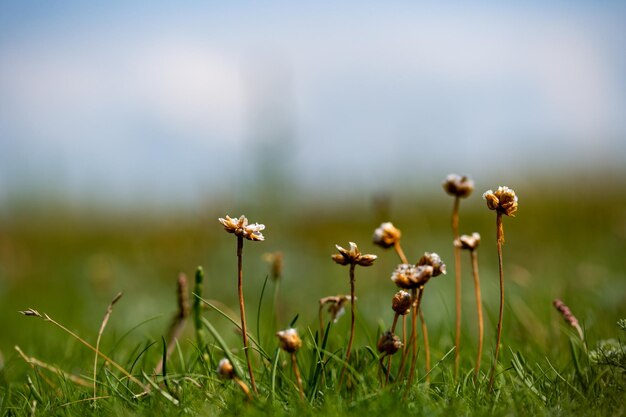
[471,249,484,381]
[488,212,504,390]
[237,236,257,394]
[452,196,462,379]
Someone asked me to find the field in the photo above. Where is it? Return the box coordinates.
[0,177,625,416]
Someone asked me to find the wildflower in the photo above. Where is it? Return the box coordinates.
[217,358,235,379]
[390,264,434,289]
[443,174,474,198]
[276,328,302,353]
[392,290,412,315]
[377,331,403,356]
[331,242,377,266]
[373,222,402,249]
[417,252,447,277]
[218,215,265,241]
[454,233,481,251]
[483,186,518,216]
[320,295,352,323]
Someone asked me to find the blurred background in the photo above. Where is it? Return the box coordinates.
[0,1,625,376]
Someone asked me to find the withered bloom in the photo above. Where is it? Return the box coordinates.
[263,252,283,281]
[390,263,434,289]
[417,252,447,277]
[392,290,412,315]
[331,242,377,267]
[377,330,403,355]
[217,358,235,379]
[276,328,302,353]
[443,174,474,198]
[373,222,402,249]
[483,186,518,217]
[454,233,481,251]
[320,295,352,322]
[218,215,265,241]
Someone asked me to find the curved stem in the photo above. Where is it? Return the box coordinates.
[233,377,253,401]
[471,249,484,381]
[339,263,356,387]
[394,241,409,264]
[452,196,462,379]
[237,236,257,394]
[488,212,504,390]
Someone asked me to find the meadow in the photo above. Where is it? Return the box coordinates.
[0,175,625,416]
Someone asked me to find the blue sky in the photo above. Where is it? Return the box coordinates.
[1,2,625,205]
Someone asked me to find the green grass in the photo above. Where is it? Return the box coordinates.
[0,182,625,416]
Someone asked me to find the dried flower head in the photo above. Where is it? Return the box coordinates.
[218,215,265,241]
[454,233,481,251]
[483,186,518,216]
[390,263,434,289]
[217,358,235,379]
[377,330,403,355]
[417,252,447,277]
[276,328,302,353]
[372,222,402,249]
[392,290,412,315]
[320,295,353,322]
[443,174,475,198]
[331,242,377,267]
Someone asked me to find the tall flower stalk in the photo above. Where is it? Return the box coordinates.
[455,233,483,380]
[443,174,474,378]
[483,187,518,390]
[277,328,305,401]
[218,215,265,395]
[332,242,377,386]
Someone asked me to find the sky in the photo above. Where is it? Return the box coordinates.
[1,1,625,206]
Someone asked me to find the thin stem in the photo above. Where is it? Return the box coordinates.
[93,292,122,400]
[452,196,461,379]
[233,377,253,401]
[319,304,325,340]
[237,236,257,394]
[394,241,409,264]
[407,286,425,392]
[291,353,305,401]
[471,249,484,380]
[385,313,400,385]
[488,212,504,390]
[419,308,431,383]
[396,315,408,381]
[339,263,357,387]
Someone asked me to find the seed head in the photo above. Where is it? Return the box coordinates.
[483,186,518,216]
[217,358,235,379]
[417,252,447,277]
[454,233,481,251]
[320,295,353,322]
[19,309,43,318]
[372,222,402,249]
[392,290,412,315]
[331,242,377,267]
[276,328,302,353]
[443,174,474,198]
[377,330,403,355]
[390,263,434,289]
[218,215,265,241]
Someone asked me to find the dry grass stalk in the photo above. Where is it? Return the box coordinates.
[483,186,518,390]
[93,292,123,400]
[553,299,584,341]
[15,345,91,388]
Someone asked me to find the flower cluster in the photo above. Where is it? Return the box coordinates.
[331,242,377,266]
[218,215,265,241]
[483,186,518,216]
[372,222,402,248]
[276,328,302,353]
[443,174,474,198]
[454,233,481,250]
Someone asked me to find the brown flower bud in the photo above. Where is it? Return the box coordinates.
[372,222,402,249]
[482,186,518,216]
[454,233,481,251]
[332,242,377,267]
[443,174,474,198]
[276,328,302,353]
[417,252,447,277]
[377,330,403,355]
[392,290,412,315]
[217,358,235,379]
[218,215,265,241]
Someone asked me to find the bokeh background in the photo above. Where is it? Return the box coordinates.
[0,1,625,378]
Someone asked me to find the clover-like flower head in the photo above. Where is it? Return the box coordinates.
[443,174,475,198]
[454,233,481,251]
[331,242,377,267]
[377,330,403,355]
[218,215,265,241]
[417,252,447,277]
[276,328,302,353]
[483,186,518,217]
[390,263,434,289]
[392,290,412,315]
[372,222,402,249]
